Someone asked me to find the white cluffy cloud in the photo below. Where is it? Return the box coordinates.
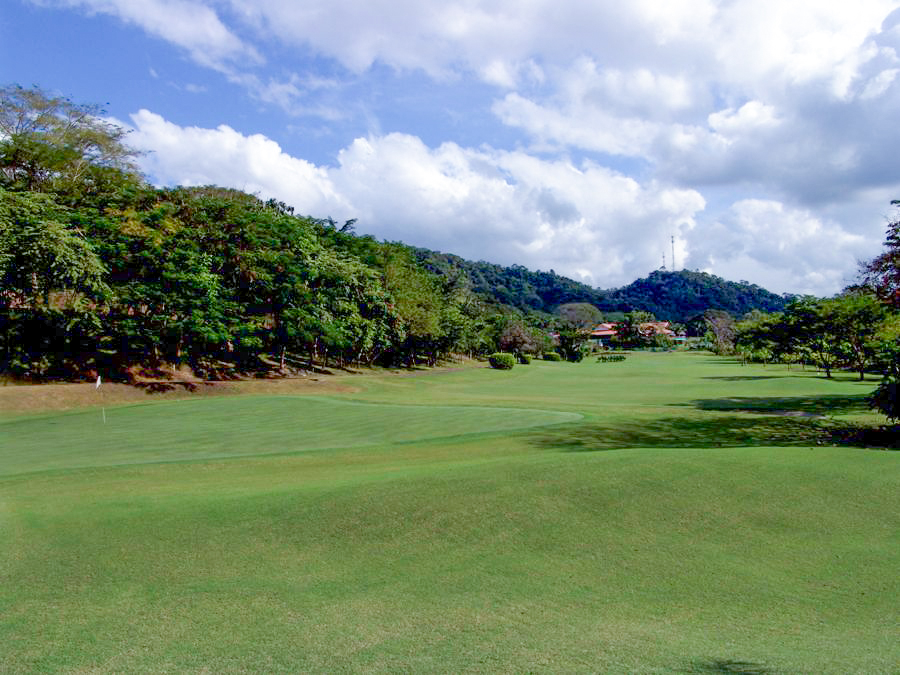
[42,0,261,70]
[688,200,873,295]
[128,110,346,215]
[126,112,706,289]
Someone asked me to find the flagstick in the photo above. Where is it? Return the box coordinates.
[96,375,106,424]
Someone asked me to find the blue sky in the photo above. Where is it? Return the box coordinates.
[3,0,900,295]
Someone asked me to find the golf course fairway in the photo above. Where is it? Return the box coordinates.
[1,352,897,672]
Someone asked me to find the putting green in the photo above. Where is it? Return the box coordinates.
[0,396,580,476]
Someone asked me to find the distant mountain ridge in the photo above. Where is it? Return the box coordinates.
[602,269,791,322]
[413,249,791,322]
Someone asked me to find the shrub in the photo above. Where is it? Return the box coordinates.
[542,352,562,362]
[566,348,586,363]
[517,353,532,365]
[488,353,516,370]
[870,375,899,421]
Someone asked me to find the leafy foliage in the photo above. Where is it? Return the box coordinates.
[414,251,789,321]
[604,270,790,322]
[488,352,516,369]
[860,202,900,310]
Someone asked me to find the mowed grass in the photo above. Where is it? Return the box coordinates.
[1,353,897,672]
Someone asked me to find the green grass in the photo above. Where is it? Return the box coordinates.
[1,352,898,672]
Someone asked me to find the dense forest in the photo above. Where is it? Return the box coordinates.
[2,84,896,404]
[414,250,790,322]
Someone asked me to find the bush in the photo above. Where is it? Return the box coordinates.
[870,375,899,421]
[542,352,562,362]
[488,353,516,370]
[566,348,586,363]
[517,353,532,364]
[597,354,626,363]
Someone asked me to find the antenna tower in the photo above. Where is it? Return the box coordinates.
[671,235,676,271]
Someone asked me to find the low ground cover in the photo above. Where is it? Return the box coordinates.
[1,352,897,672]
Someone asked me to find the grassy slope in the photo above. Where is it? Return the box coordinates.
[1,353,897,673]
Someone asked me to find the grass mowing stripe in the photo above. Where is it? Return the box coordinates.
[0,396,580,476]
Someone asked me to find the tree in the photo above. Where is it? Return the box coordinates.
[614,310,655,348]
[827,291,887,380]
[498,318,541,356]
[0,188,108,375]
[703,309,735,355]
[869,316,900,421]
[0,84,141,199]
[555,302,602,360]
[860,201,900,309]
[860,201,900,420]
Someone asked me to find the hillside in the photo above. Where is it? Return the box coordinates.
[601,269,791,322]
[413,249,791,321]
[412,249,604,311]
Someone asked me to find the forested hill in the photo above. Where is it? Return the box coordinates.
[412,249,604,311]
[413,249,791,321]
[601,270,792,322]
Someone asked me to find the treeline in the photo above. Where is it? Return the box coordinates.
[700,245,900,420]
[0,85,528,379]
[414,250,790,322]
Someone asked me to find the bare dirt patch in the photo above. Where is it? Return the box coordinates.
[0,358,484,417]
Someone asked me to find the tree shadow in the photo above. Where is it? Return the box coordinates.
[685,394,871,417]
[531,415,831,452]
[702,376,785,381]
[687,659,773,674]
[531,390,898,451]
[133,381,202,394]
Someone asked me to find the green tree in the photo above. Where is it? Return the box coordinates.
[827,291,887,380]
[0,188,108,375]
[555,302,602,360]
[615,310,656,348]
[0,84,141,199]
[859,202,900,420]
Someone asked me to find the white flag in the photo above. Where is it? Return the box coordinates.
[96,375,102,390]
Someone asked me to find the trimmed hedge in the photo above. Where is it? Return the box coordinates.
[542,352,562,361]
[597,354,627,363]
[517,353,532,365]
[489,353,516,370]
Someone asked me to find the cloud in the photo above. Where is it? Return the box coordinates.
[126,110,346,216]
[493,7,900,209]
[687,200,873,295]
[35,0,261,70]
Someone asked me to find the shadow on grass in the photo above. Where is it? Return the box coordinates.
[686,394,870,417]
[134,381,201,394]
[688,659,773,674]
[702,375,785,381]
[531,399,898,451]
[531,415,830,452]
